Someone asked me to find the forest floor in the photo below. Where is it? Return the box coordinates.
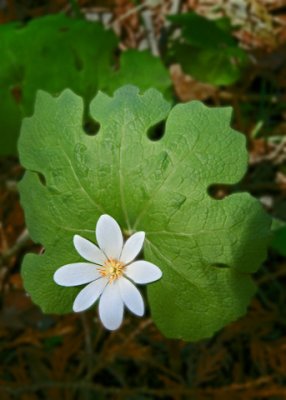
[1,1,286,399]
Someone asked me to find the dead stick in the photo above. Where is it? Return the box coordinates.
[0,228,30,262]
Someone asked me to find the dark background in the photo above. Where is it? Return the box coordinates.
[1,1,286,399]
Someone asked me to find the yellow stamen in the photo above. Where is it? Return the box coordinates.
[98,259,125,283]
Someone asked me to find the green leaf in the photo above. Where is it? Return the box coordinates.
[0,14,170,155]
[168,13,235,48]
[172,43,248,86]
[101,49,172,99]
[19,86,271,341]
[270,218,286,256]
[168,12,248,85]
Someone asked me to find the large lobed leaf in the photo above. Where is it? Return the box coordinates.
[19,86,271,341]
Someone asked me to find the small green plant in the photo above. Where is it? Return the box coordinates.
[168,12,248,85]
[0,14,170,154]
[19,86,271,341]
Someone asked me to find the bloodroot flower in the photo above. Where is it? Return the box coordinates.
[53,215,162,330]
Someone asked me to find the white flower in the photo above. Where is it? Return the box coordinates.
[53,214,162,330]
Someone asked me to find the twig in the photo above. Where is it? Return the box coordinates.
[257,264,286,285]
[115,3,145,23]
[109,0,159,31]
[169,0,181,15]
[0,228,30,263]
[121,318,153,347]
[142,10,160,56]
[80,313,94,376]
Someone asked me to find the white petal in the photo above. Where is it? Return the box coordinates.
[125,261,162,284]
[73,235,106,265]
[118,277,144,316]
[54,263,100,287]
[98,281,124,330]
[96,214,123,260]
[73,277,107,312]
[120,232,145,264]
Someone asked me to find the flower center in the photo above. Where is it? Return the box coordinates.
[98,259,125,283]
